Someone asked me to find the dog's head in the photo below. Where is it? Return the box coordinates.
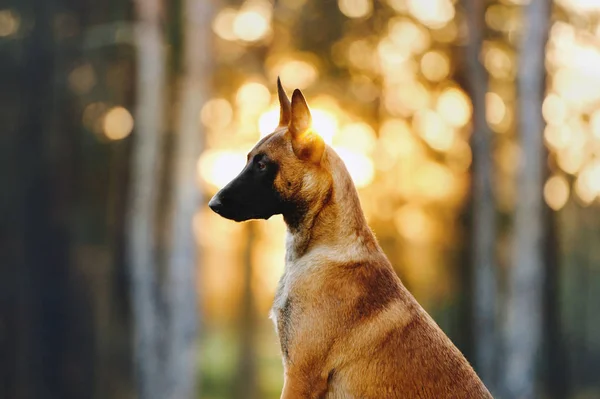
[208,79,331,224]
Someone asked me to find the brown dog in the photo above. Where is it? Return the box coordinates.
[208,79,492,398]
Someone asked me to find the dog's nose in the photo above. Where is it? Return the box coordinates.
[208,195,223,214]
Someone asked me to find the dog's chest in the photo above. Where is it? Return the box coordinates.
[271,284,293,360]
[270,258,310,361]
[271,243,335,362]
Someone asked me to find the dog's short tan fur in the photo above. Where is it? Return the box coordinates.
[214,81,492,398]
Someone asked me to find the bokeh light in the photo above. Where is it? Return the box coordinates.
[436,87,472,128]
[201,98,234,130]
[68,64,97,95]
[338,0,373,19]
[212,8,237,41]
[335,147,375,188]
[274,59,318,89]
[103,106,134,140]
[421,50,450,82]
[236,81,271,110]
[0,9,19,37]
[198,149,247,189]
[414,109,454,152]
[544,175,570,211]
[233,0,272,43]
[407,0,454,29]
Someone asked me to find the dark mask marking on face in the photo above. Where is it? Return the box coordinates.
[208,154,284,222]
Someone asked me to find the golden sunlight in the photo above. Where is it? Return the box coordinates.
[542,93,568,126]
[275,59,318,89]
[407,0,454,29]
[385,81,431,116]
[233,1,272,43]
[485,92,506,126]
[212,8,238,41]
[201,98,233,130]
[388,18,431,55]
[103,106,134,140]
[198,149,247,190]
[311,109,338,145]
[420,51,450,82]
[258,107,280,137]
[544,175,570,211]
[414,161,455,202]
[436,87,472,128]
[557,144,585,175]
[375,119,420,170]
[347,39,377,71]
[258,106,339,144]
[484,46,513,80]
[233,12,269,42]
[334,123,377,154]
[414,109,454,152]
[387,0,407,12]
[574,167,597,205]
[338,0,372,19]
[394,204,433,243]
[334,147,375,188]
[544,124,572,151]
[377,38,411,71]
[236,81,271,111]
[590,109,600,138]
[556,0,600,13]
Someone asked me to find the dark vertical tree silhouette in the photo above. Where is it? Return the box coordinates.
[161,0,213,396]
[127,0,166,396]
[503,0,551,397]
[462,0,498,392]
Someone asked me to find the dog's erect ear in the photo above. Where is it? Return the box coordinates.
[289,89,324,164]
[277,77,291,127]
[289,89,311,134]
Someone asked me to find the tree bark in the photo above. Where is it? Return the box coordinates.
[161,0,213,397]
[128,0,166,397]
[542,201,568,399]
[462,0,497,391]
[503,0,551,397]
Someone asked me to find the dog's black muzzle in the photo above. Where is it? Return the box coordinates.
[208,157,284,222]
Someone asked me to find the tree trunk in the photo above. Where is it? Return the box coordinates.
[542,202,568,399]
[503,0,551,397]
[128,0,166,397]
[161,0,213,397]
[462,0,497,391]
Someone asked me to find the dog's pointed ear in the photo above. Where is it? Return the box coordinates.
[277,77,291,127]
[289,89,311,134]
[289,89,324,164]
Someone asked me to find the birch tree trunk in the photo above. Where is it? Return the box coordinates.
[503,0,551,397]
[128,0,166,397]
[161,0,213,397]
[462,0,497,392]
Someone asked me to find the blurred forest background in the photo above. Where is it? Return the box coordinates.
[1,0,600,398]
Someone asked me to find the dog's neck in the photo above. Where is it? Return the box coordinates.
[284,149,378,262]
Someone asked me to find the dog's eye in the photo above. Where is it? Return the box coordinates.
[257,160,266,170]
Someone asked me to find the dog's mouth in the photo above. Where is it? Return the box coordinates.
[208,194,273,222]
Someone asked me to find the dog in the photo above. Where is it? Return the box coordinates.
[208,79,492,398]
